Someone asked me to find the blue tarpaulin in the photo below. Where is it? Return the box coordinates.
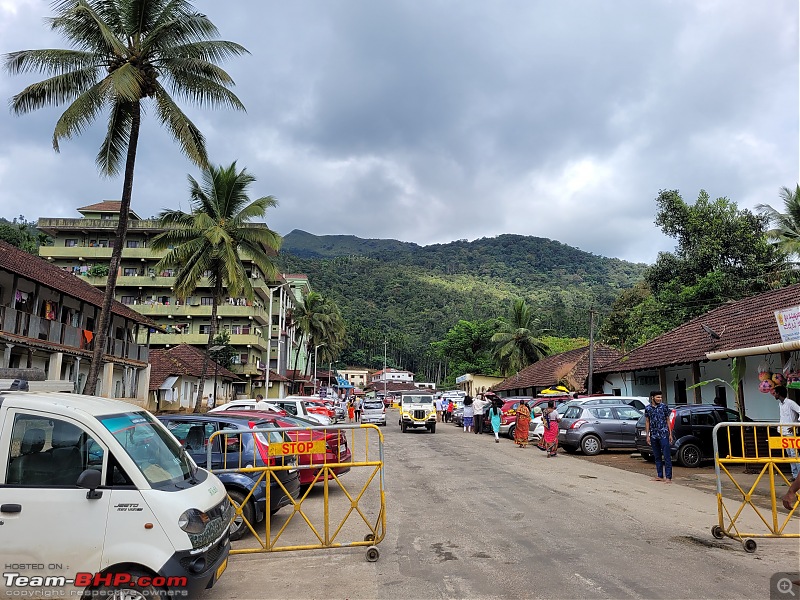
[336,376,354,389]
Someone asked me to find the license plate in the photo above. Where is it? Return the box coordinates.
[215,558,228,580]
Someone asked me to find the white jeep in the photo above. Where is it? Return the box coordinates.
[398,393,437,433]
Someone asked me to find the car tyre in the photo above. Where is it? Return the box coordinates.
[580,435,602,456]
[562,445,578,454]
[401,422,407,433]
[228,490,255,541]
[677,443,702,468]
[507,425,515,440]
[429,424,436,434]
[88,570,160,599]
[640,452,655,462]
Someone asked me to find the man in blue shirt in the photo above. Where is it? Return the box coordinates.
[645,390,674,483]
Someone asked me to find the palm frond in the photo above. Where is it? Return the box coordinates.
[108,62,145,102]
[50,1,128,57]
[152,83,208,168]
[159,70,246,111]
[10,67,100,114]
[95,100,133,175]
[52,78,110,149]
[4,49,98,76]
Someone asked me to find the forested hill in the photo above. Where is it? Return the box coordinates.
[278,230,647,378]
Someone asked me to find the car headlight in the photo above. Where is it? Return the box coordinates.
[178,508,211,534]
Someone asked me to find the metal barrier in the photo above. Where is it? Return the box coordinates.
[205,423,386,562]
[711,422,800,552]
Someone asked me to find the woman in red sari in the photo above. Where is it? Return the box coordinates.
[542,400,561,457]
[514,401,531,448]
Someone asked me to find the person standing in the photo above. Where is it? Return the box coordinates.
[436,396,444,422]
[446,399,454,423]
[463,396,474,433]
[473,394,488,434]
[542,400,561,457]
[772,385,800,482]
[644,390,674,482]
[347,400,355,423]
[354,396,362,423]
[488,400,502,443]
[514,401,531,448]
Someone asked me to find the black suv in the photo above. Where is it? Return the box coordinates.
[634,404,745,468]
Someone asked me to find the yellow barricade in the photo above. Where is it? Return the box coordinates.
[711,422,800,552]
[206,423,385,562]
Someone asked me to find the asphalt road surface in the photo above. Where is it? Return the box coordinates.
[208,412,799,599]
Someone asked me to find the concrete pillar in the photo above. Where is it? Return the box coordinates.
[691,362,703,403]
[137,364,151,405]
[101,362,114,398]
[3,344,14,369]
[48,352,63,382]
[73,357,82,393]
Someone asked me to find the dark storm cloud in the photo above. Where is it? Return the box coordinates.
[0,0,796,263]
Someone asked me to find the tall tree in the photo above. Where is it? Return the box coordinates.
[757,184,800,261]
[491,298,550,376]
[645,189,786,332]
[151,162,281,411]
[5,0,247,395]
[290,291,346,393]
[431,319,499,385]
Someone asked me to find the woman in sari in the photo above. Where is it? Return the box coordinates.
[514,401,531,448]
[542,400,561,457]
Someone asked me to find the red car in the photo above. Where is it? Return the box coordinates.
[303,399,337,421]
[223,410,351,486]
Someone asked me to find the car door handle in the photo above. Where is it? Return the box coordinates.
[1,504,21,513]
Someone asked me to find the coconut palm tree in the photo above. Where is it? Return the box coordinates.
[290,292,346,393]
[491,298,551,376]
[150,162,281,411]
[757,185,800,260]
[5,0,247,395]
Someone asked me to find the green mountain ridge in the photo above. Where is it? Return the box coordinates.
[277,231,648,381]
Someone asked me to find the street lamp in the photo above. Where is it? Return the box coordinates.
[313,343,325,394]
[209,345,225,408]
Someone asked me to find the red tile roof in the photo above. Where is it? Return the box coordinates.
[149,344,239,391]
[76,201,142,219]
[0,241,155,326]
[492,344,622,392]
[596,283,800,373]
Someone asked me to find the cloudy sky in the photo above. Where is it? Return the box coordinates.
[0,0,797,264]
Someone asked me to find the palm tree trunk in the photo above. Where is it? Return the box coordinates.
[290,332,304,395]
[194,280,221,412]
[84,102,140,396]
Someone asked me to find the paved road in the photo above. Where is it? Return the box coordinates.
[209,412,799,599]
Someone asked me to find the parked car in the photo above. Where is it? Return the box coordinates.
[558,404,644,455]
[581,395,651,411]
[223,411,352,486]
[303,399,338,422]
[360,398,387,426]
[157,414,301,540]
[209,399,286,415]
[451,407,464,427]
[270,397,332,425]
[634,404,748,467]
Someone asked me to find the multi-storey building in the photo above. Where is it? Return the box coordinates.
[0,240,154,401]
[38,201,308,398]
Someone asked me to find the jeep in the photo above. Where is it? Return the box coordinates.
[399,393,437,433]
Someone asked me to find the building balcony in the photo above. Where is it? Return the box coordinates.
[132,303,270,324]
[38,217,163,234]
[229,363,264,378]
[144,332,268,351]
[39,246,164,261]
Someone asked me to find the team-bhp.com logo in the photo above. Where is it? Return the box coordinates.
[3,572,188,596]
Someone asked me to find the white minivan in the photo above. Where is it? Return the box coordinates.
[0,390,231,597]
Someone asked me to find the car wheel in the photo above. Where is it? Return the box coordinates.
[228,490,255,541]
[580,435,602,456]
[90,570,160,599]
[507,425,515,439]
[401,422,407,433]
[678,443,702,468]
[640,452,655,462]
[429,424,436,434]
[562,445,578,454]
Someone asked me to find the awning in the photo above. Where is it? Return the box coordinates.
[159,375,178,390]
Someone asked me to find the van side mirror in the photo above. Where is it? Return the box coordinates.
[77,469,103,500]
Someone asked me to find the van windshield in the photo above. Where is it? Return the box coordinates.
[99,412,195,489]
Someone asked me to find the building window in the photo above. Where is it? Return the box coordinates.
[121,296,136,305]
[98,240,109,247]
[126,240,140,248]
[123,268,137,276]
[239,354,248,365]
[65,239,78,247]
[201,297,214,306]
[199,325,212,335]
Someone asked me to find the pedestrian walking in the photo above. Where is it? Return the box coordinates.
[514,401,531,448]
[473,394,489,434]
[644,390,674,482]
[436,396,444,422]
[347,400,355,423]
[542,401,561,457]
[488,400,502,443]
[771,385,800,482]
[354,397,362,423]
[463,396,474,433]
[446,399,454,423]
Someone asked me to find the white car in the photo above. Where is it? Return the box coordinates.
[271,397,332,425]
[208,399,282,413]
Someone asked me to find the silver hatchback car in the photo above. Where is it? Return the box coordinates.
[558,404,643,455]
[360,398,387,426]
